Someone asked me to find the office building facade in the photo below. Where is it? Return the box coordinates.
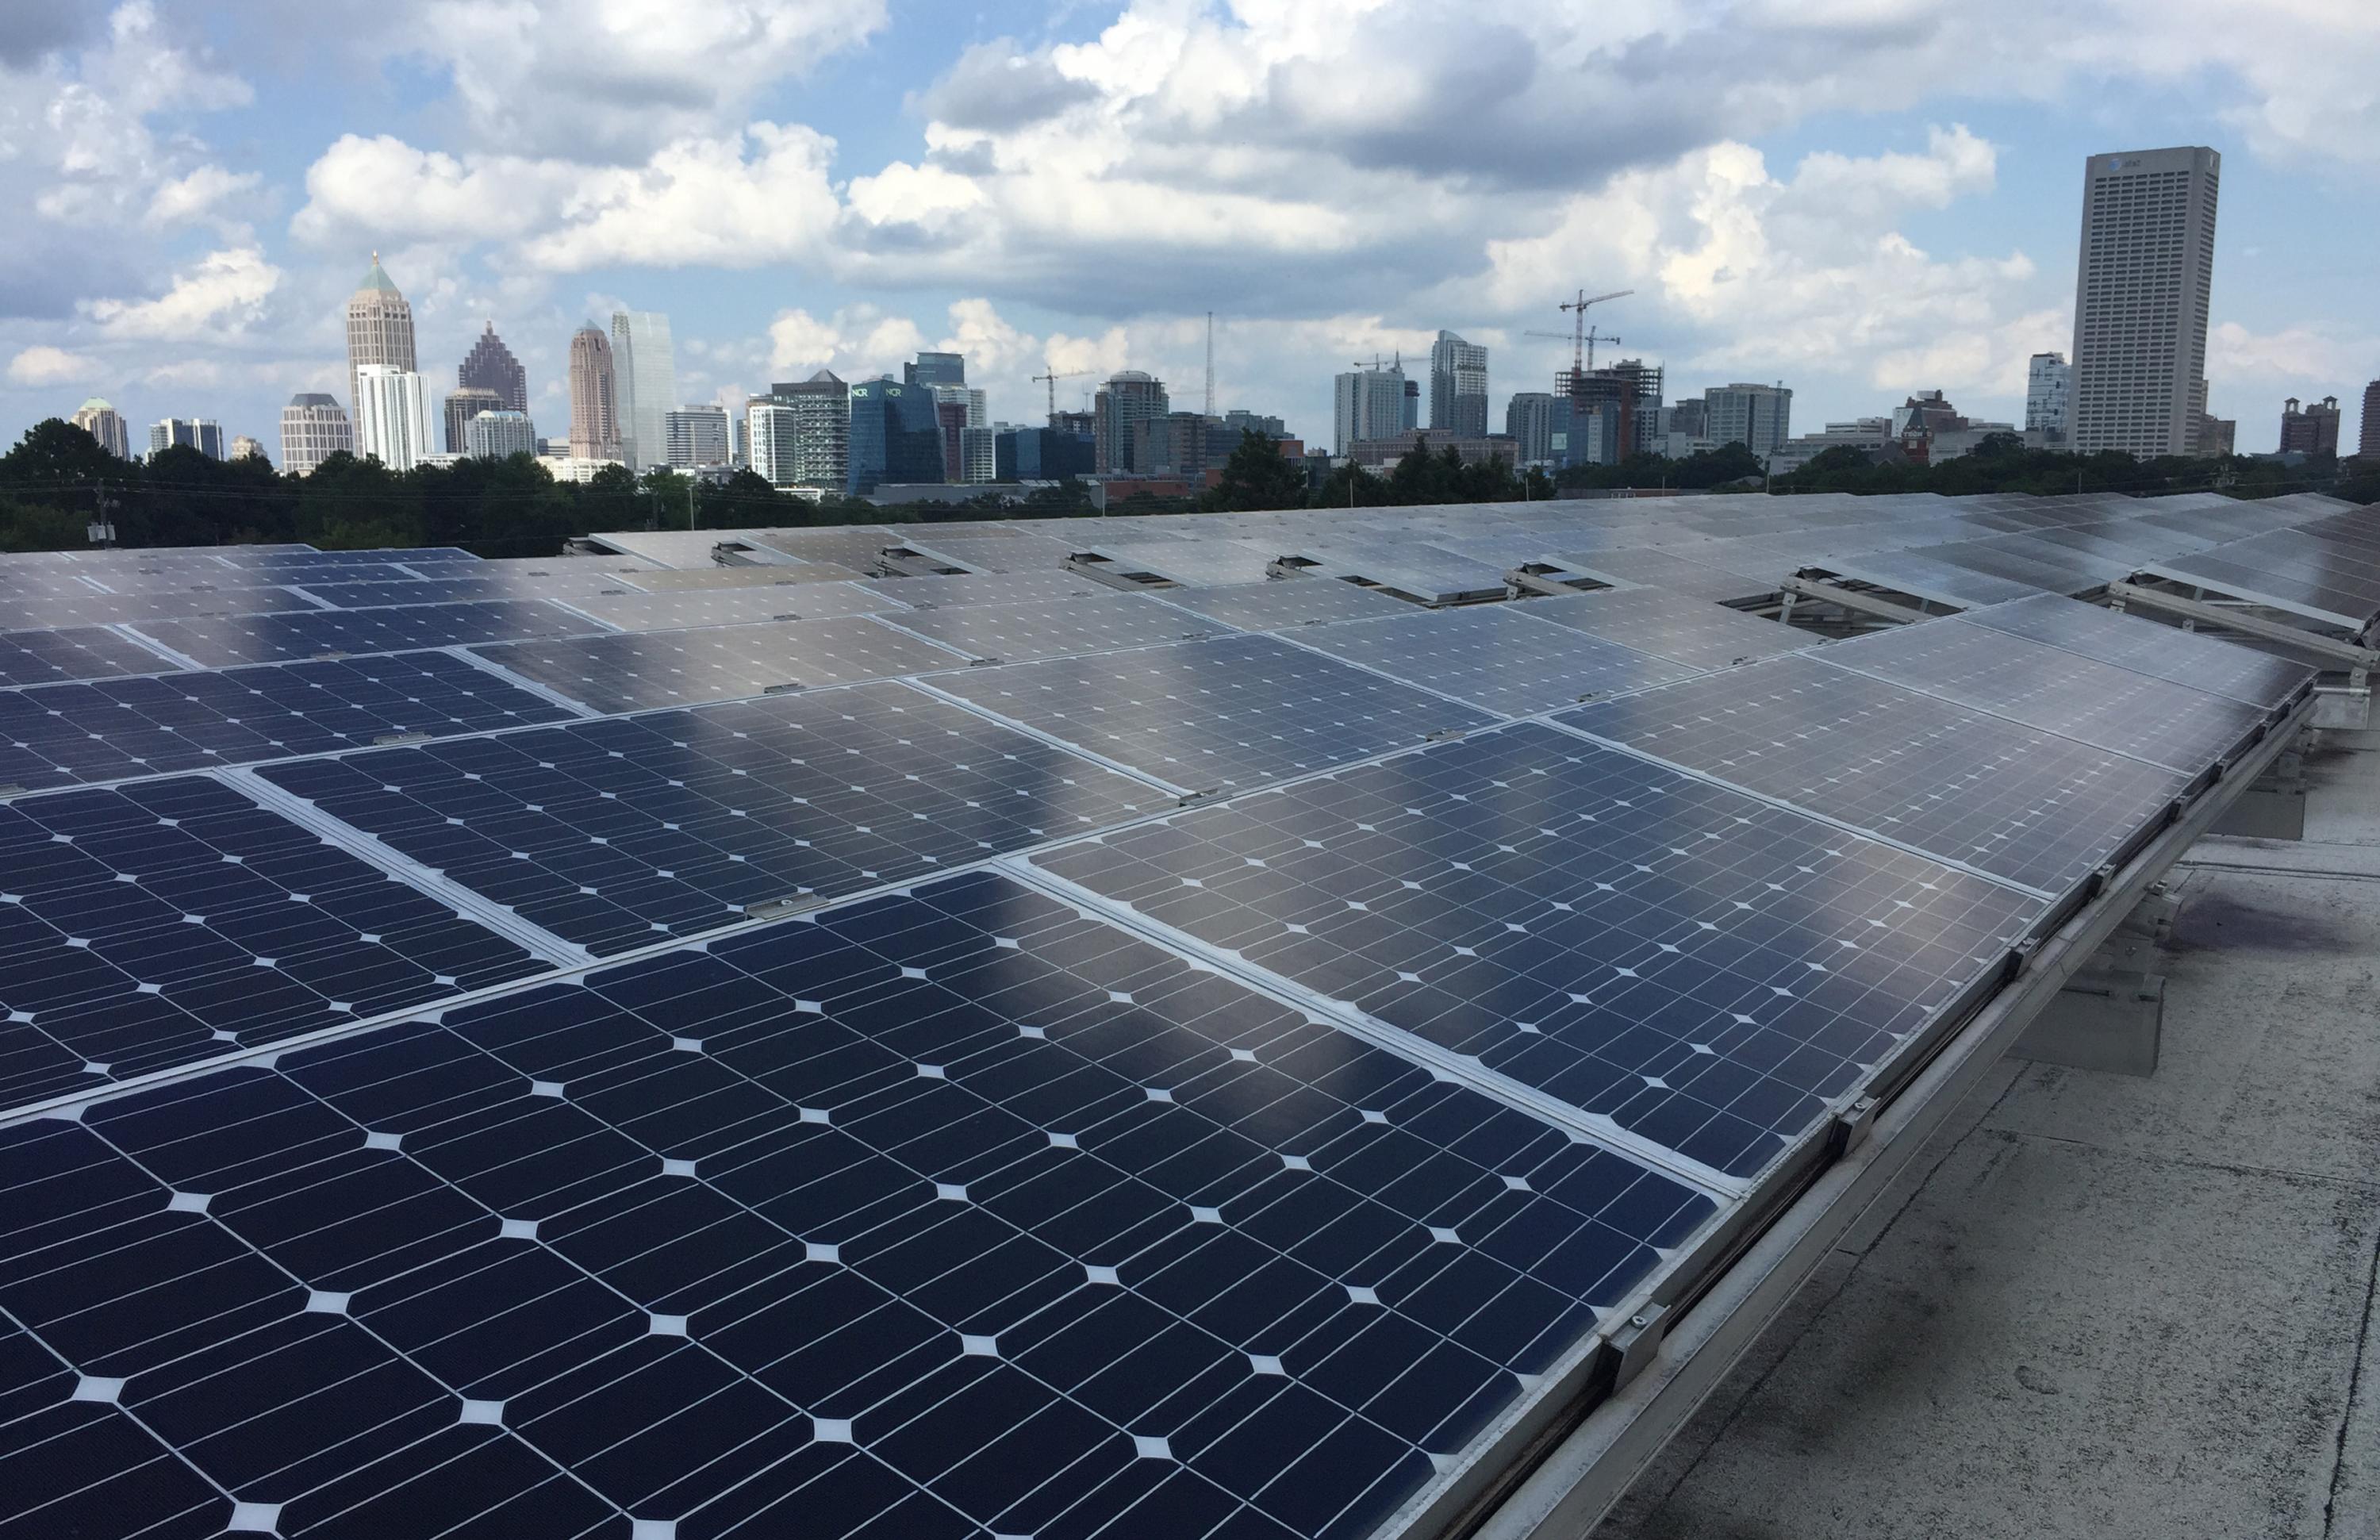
[1333,364,1407,455]
[1093,371,1169,473]
[2025,353,2073,442]
[2070,147,2221,456]
[665,405,731,469]
[148,418,225,460]
[279,394,352,475]
[352,367,433,471]
[1429,330,1490,439]
[608,310,678,472]
[2362,381,2380,460]
[459,323,528,414]
[567,325,620,461]
[2279,396,2342,456]
[344,254,416,422]
[1704,382,1793,459]
[905,352,965,388]
[443,387,502,455]
[71,398,131,459]
[464,410,536,460]
[1505,392,1561,466]
[846,377,945,494]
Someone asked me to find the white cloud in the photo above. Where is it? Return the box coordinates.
[2207,321,2378,386]
[147,163,260,226]
[83,246,282,340]
[6,344,99,386]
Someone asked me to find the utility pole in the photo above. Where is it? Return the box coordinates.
[88,486,116,548]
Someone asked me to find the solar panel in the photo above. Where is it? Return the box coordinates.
[1551,550,1781,605]
[1960,595,2317,708]
[0,776,549,1114]
[1280,544,1511,605]
[131,600,598,669]
[256,682,1165,956]
[1084,539,1283,588]
[1520,589,1804,670]
[0,626,178,689]
[1819,553,2042,609]
[559,582,892,633]
[1158,581,1419,632]
[1035,722,2043,1177]
[0,870,1716,1539]
[223,547,481,569]
[1820,620,2271,775]
[473,616,966,716]
[1289,606,1704,719]
[287,574,641,610]
[1560,655,2190,898]
[0,586,323,632]
[854,570,1118,610]
[0,651,580,792]
[927,634,1496,797]
[883,594,1230,665]
[629,565,870,591]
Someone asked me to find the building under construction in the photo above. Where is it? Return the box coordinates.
[1558,358,1664,464]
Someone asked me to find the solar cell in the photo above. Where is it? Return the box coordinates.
[557,582,892,632]
[1820,620,2270,775]
[0,870,1716,1539]
[132,600,598,669]
[1960,595,2317,708]
[1551,550,1781,605]
[854,570,1118,610]
[1289,606,1705,719]
[0,626,178,689]
[928,633,1496,796]
[0,650,578,792]
[1158,581,1420,632]
[473,616,966,716]
[287,574,641,610]
[1084,539,1282,588]
[884,593,1230,665]
[1818,553,2043,609]
[1035,722,2042,1177]
[1519,589,1804,670]
[0,586,323,632]
[257,682,1165,956]
[1561,655,2190,898]
[0,776,548,1113]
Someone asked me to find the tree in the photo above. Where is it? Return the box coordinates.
[1202,429,1307,512]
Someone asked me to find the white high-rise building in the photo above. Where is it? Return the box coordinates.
[609,310,678,472]
[2026,353,2073,442]
[665,405,731,469]
[1429,331,1489,439]
[1703,383,1793,458]
[746,401,800,487]
[1333,363,1407,455]
[465,410,536,460]
[352,366,434,471]
[344,255,416,424]
[71,398,131,459]
[959,424,997,483]
[2070,147,2221,457]
[933,385,988,427]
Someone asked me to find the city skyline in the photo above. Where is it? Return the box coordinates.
[1,2,2375,461]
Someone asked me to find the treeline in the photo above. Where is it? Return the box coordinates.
[1773,436,2380,502]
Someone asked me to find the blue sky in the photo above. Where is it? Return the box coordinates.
[2,0,2374,462]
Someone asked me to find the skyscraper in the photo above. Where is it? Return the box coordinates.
[465,411,536,460]
[353,367,433,471]
[2278,396,2341,456]
[1333,362,1406,455]
[846,377,944,494]
[229,436,265,463]
[1703,383,1793,459]
[2070,147,2221,457]
[2026,353,2073,442]
[2361,380,2380,461]
[1429,330,1489,439]
[279,394,353,475]
[1092,371,1169,472]
[609,310,678,472]
[459,323,528,414]
[567,325,620,461]
[70,398,130,459]
[443,386,502,454]
[1504,392,1560,465]
[905,352,965,388]
[344,254,416,422]
[664,405,731,469]
[148,419,225,459]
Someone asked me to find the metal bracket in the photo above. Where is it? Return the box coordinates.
[1607,1304,1669,1392]
[1779,574,1932,624]
[2106,580,2380,670]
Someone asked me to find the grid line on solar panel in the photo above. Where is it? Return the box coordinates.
[877,593,1235,666]
[0,870,1717,1540]
[0,776,549,1115]
[1818,620,2271,776]
[0,625,184,689]
[1155,581,1418,632]
[0,586,327,632]
[1032,721,2043,1179]
[1959,596,2317,708]
[127,600,604,670]
[926,633,1499,797]
[555,582,893,633]
[253,681,1169,958]
[0,650,582,793]
[470,616,971,716]
[1284,606,1706,720]
[1518,589,1804,671]
[853,570,1120,609]
[1557,654,2190,901]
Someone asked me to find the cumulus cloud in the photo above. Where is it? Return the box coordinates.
[148,163,261,226]
[6,345,100,386]
[83,246,281,340]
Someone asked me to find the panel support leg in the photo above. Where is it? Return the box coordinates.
[2209,741,2308,840]
[2010,885,2177,1077]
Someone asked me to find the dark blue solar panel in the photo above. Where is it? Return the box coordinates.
[1288,606,1704,718]
[0,871,1715,1538]
[258,682,1163,956]
[0,777,549,1115]
[0,651,578,791]
[474,618,965,716]
[131,601,596,669]
[1036,722,2043,1177]
[0,586,321,632]
[0,626,178,689]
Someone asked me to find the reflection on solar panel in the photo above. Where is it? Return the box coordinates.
[1087,539,1282,588]
[1552,551,1781,605]
[0,870,1716,1539]
[560,582,892,633]
[473,616,965,715]
[0,776,547,1113]
[1961,594,2317,708]
[0,586,323,632]
[1561,655,2189,898]
[228,547,482,567]
[1158,581,1420,632]
[0,626,177,689]
[885,593,1228,664]
[1291,606,1704,719]
[1821,620,2268,775]
[258,682,1163,956]
[1519,589,1802,670]
[854,570,1115,610]
[929,634,1496,795]
[0,650,578,790]
[132,599,597,668]
[287,574,636,610]
[1820,553,2042,609]
[1037,722,2041,1177]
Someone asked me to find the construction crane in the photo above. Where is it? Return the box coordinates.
[1549,289,1633,374]
[1031,368,1088,424]
[1523,325,1626,373]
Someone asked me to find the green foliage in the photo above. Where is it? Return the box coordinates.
[1201,430,1307,512]
[1555,441,1764,491]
